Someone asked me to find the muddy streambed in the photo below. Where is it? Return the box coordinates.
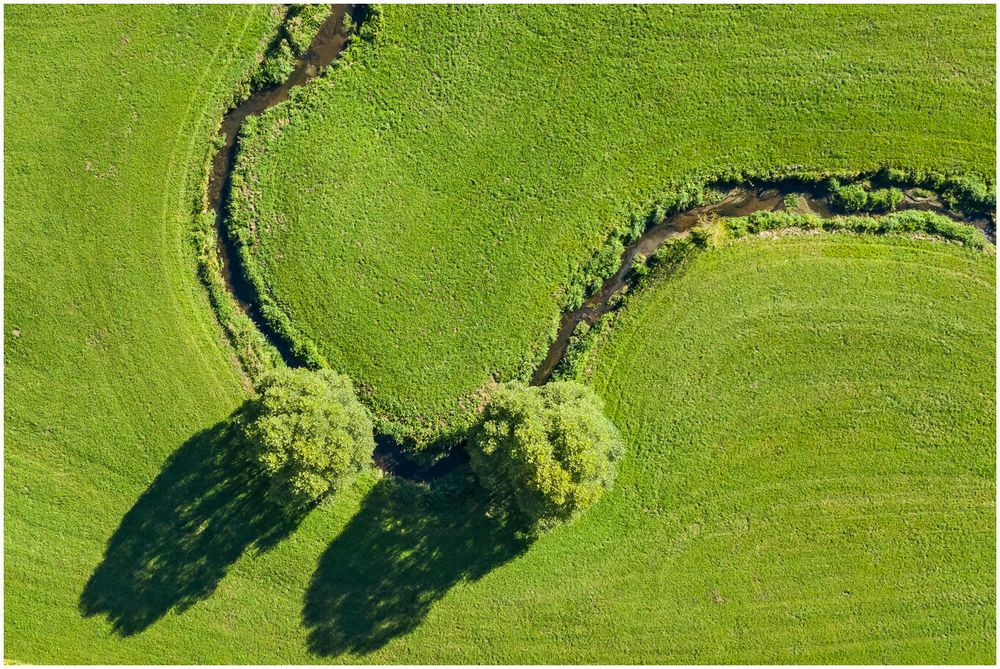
[207,6,993,480]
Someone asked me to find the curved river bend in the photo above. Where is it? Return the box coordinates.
[208,5,994,479]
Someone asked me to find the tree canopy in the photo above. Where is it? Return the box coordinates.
[242,368,375,506]
[469,381,623,532]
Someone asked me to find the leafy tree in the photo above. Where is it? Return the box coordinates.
[469,381,624,532]
[242,368,375,506]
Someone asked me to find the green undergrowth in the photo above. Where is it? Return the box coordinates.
[251,4,333,88]
[192,209,283,381]
[226,4,995,445]
[724,209,990,248]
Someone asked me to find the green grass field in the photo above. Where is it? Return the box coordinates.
[3,4,282,662]
[572,235,996,662]
[232,4,995,438]
[3,3,996,664]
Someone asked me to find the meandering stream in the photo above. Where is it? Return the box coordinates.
[209,5,994,481]
[209,5,353,365]
[530,184,994,385]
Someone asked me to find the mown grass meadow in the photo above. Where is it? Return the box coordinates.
[3,3,997,664]
[4,4,284,661]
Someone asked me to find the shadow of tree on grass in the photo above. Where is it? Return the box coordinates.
[79,408,307,636]
[303,477,528,657]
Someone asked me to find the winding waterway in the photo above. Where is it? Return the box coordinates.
[209,5,353,365]
[208,5,994,480]
[530,184,994,385]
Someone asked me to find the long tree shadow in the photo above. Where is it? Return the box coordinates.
[303,477,529,657]
[79,406,307,636]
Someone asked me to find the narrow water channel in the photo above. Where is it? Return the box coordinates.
[207,7,993,481]
[207,4,454,481]
[529,184,994,385]
[208,4,353,364]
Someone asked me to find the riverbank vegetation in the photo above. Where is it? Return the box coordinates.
[4,3,996,664]
[230,3,995,443]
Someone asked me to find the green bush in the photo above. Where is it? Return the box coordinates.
[255,40,296,87]
[940,174,996,213]
[242,368,375,506]
[651,236,696,264]
[829,180,870,212]
[828,179,904,213]
[563,236,625,310]
[469,381,624,533]
[726,210,987,249]
[630,252,649,277]
[868,187,904,211]
[357,5,384,42]
[250,5,333,89]
[285,4,331,56]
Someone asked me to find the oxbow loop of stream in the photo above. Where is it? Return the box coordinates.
[207,6,994,481]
